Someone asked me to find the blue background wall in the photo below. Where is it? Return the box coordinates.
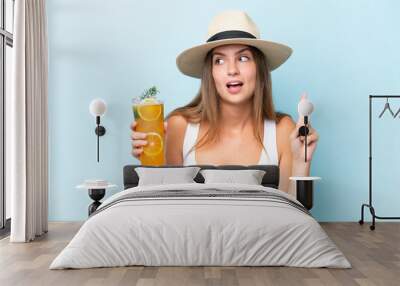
[47,0,400,221]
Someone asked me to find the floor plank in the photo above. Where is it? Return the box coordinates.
[0,222,399,286]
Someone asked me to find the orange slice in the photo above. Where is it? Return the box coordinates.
[137,103,162,121]
[143,132,163,156]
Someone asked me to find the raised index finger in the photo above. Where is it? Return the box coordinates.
[296,116,304,128]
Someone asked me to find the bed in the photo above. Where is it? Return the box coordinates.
[49,165,350,269]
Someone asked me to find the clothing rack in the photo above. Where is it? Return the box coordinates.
[359,95,400,230]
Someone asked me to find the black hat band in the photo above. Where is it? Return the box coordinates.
[207,30,257,42]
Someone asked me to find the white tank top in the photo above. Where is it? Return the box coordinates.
[182,119,279,166]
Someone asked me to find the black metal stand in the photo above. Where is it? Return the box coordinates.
[359,95,400,230]
[88,188,105,216]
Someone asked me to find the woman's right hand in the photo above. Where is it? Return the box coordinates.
[130,121,168,159]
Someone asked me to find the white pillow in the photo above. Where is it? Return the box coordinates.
[135,167,201,186]
[200,169,266,185]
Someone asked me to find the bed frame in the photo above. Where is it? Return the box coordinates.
[122,165,313,210]
[123,165,279,188]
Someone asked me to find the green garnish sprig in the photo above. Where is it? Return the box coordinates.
[140,86,159,100]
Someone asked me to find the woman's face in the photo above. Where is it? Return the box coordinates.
[211,44,257,106]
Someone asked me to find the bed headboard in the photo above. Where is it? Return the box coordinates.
[123,165,280,190]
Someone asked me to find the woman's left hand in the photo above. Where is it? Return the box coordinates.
[289,116,319,163]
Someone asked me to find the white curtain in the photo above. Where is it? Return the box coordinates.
[8,0,48,242]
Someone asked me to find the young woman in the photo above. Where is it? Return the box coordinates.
[130,11,319,196]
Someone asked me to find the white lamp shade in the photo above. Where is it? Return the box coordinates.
[298,93,314,116]
[89,99,107,117]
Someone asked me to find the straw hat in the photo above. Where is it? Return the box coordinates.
[176,10,292,78]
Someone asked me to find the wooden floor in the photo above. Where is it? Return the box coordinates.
[0,222,399,286]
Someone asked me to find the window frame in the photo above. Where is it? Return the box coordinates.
[0,0,14,234]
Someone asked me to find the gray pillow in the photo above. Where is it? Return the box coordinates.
[200,169,266,185]
[135,167,201,186]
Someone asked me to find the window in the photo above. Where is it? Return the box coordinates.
[0,0,14,235]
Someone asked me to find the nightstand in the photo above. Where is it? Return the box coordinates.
[289,176,321,210]
[76,180,117,216]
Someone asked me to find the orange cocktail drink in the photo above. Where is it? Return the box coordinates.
[133,97,165,166]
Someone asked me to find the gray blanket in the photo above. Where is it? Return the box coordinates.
[50,183,351,269]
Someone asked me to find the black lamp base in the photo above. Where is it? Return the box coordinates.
[95,126,106,136]
[298,125,309,136]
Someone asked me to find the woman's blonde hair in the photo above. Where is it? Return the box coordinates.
[167,46,290,157]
